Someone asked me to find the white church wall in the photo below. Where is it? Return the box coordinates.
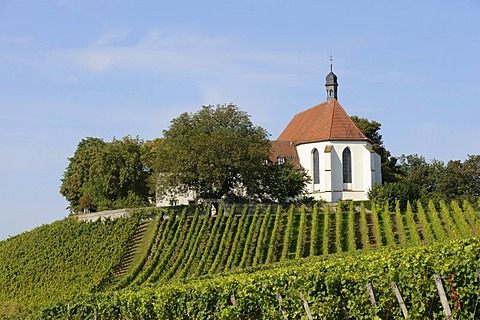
[362,146,374,192]
[296,140,377,202]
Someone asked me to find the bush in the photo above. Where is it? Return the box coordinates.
[368,181,421,211]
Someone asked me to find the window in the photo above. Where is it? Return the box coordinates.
[277,157,285,165]
[342,148,352,183]
[312,148,320,184]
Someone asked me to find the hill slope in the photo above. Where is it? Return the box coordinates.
[0,199,479,318]
[0,215,140,316]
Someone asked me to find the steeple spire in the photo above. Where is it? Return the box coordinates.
[325,55,338,102]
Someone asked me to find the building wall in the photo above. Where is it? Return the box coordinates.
[156,190,196,207]
[296,140,381,202]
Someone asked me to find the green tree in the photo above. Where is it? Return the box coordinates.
[258,162,310,202]
[370,154,480,205]
[368,180,421,211]
[156,104,271,204]
[435,155,480,201]
[463,155,480,197]
[60,136,153,213]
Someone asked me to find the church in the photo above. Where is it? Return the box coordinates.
[157,65,382,206]
[270,66,382,202]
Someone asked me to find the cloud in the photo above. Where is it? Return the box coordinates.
[59,28,324,83]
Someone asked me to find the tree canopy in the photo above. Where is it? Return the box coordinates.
[369,154,480,208]
[156,104,272,204]
[258,162,310,203]
[60,136,154,213]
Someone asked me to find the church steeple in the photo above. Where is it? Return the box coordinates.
[325,56,338,102]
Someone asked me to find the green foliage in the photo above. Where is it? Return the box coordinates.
[322,203,331,254]
[40,237,480,319]
[176,210,212,279]
[0,216,139,311]
[252,206,271,266]
[224,206,248,270]
[416,201,434,243]
[370,203,383,247]
[5,199,480,318]
[280,205,295,261]
[438,200,459,239]
[259,163,310,202]
[463,199,480,236]
[371,154,480,206]
[163,210,201,280]
[368,180,421,211]
[209,207,236,273]
[60,136,153,213]
[427,200,448,241]
[309,203,319,256]
[335,202,344,252]
[450,200,474,238]
[193,208,224,277]
[347,202,356,252]
[405,201,421,244]
[265,206,282,264]
[295,205,307,259]
[381,202,396,246]
[359,202,370,249]
[394,200,407,245]
[239,206,260,268]
[156,104,270,203]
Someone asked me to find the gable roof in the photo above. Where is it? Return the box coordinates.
[277,98,368,145]
[269,140,301,167]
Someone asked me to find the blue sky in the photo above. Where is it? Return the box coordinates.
[1,1,479,240]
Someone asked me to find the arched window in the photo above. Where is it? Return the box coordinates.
[312,148,320,184]
[342,148,352,183]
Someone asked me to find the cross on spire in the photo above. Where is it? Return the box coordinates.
[325,55,338,102]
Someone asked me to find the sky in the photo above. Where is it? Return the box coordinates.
[1,0,479,240]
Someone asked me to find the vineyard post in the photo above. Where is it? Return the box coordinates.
[299,292,313,320]
[230,292,236,306]
[434,274,452,319]
[391,282,408,319]
[275,293,288,319]
[366,283,376,306]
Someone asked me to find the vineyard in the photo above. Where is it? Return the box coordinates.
[0,215,141,315]
[106,199,480,290]
[1,198,480,318]
[40,236,480,319]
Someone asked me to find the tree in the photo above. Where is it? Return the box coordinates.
[370,153,480,205]
[156,104,271,204]
[351,116,399,182]
[463,155,480,197]
[60,137,105,212]
[60,136,153,213]
[257,162,310,203]
[368,181,421,210]
[370,154,443,206]
[435,155,480,202]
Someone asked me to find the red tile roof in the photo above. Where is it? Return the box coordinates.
[277,98,368,145]
[269,140,301,167]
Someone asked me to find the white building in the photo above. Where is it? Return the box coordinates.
[271,67,382,202]
[158,66,382,206]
